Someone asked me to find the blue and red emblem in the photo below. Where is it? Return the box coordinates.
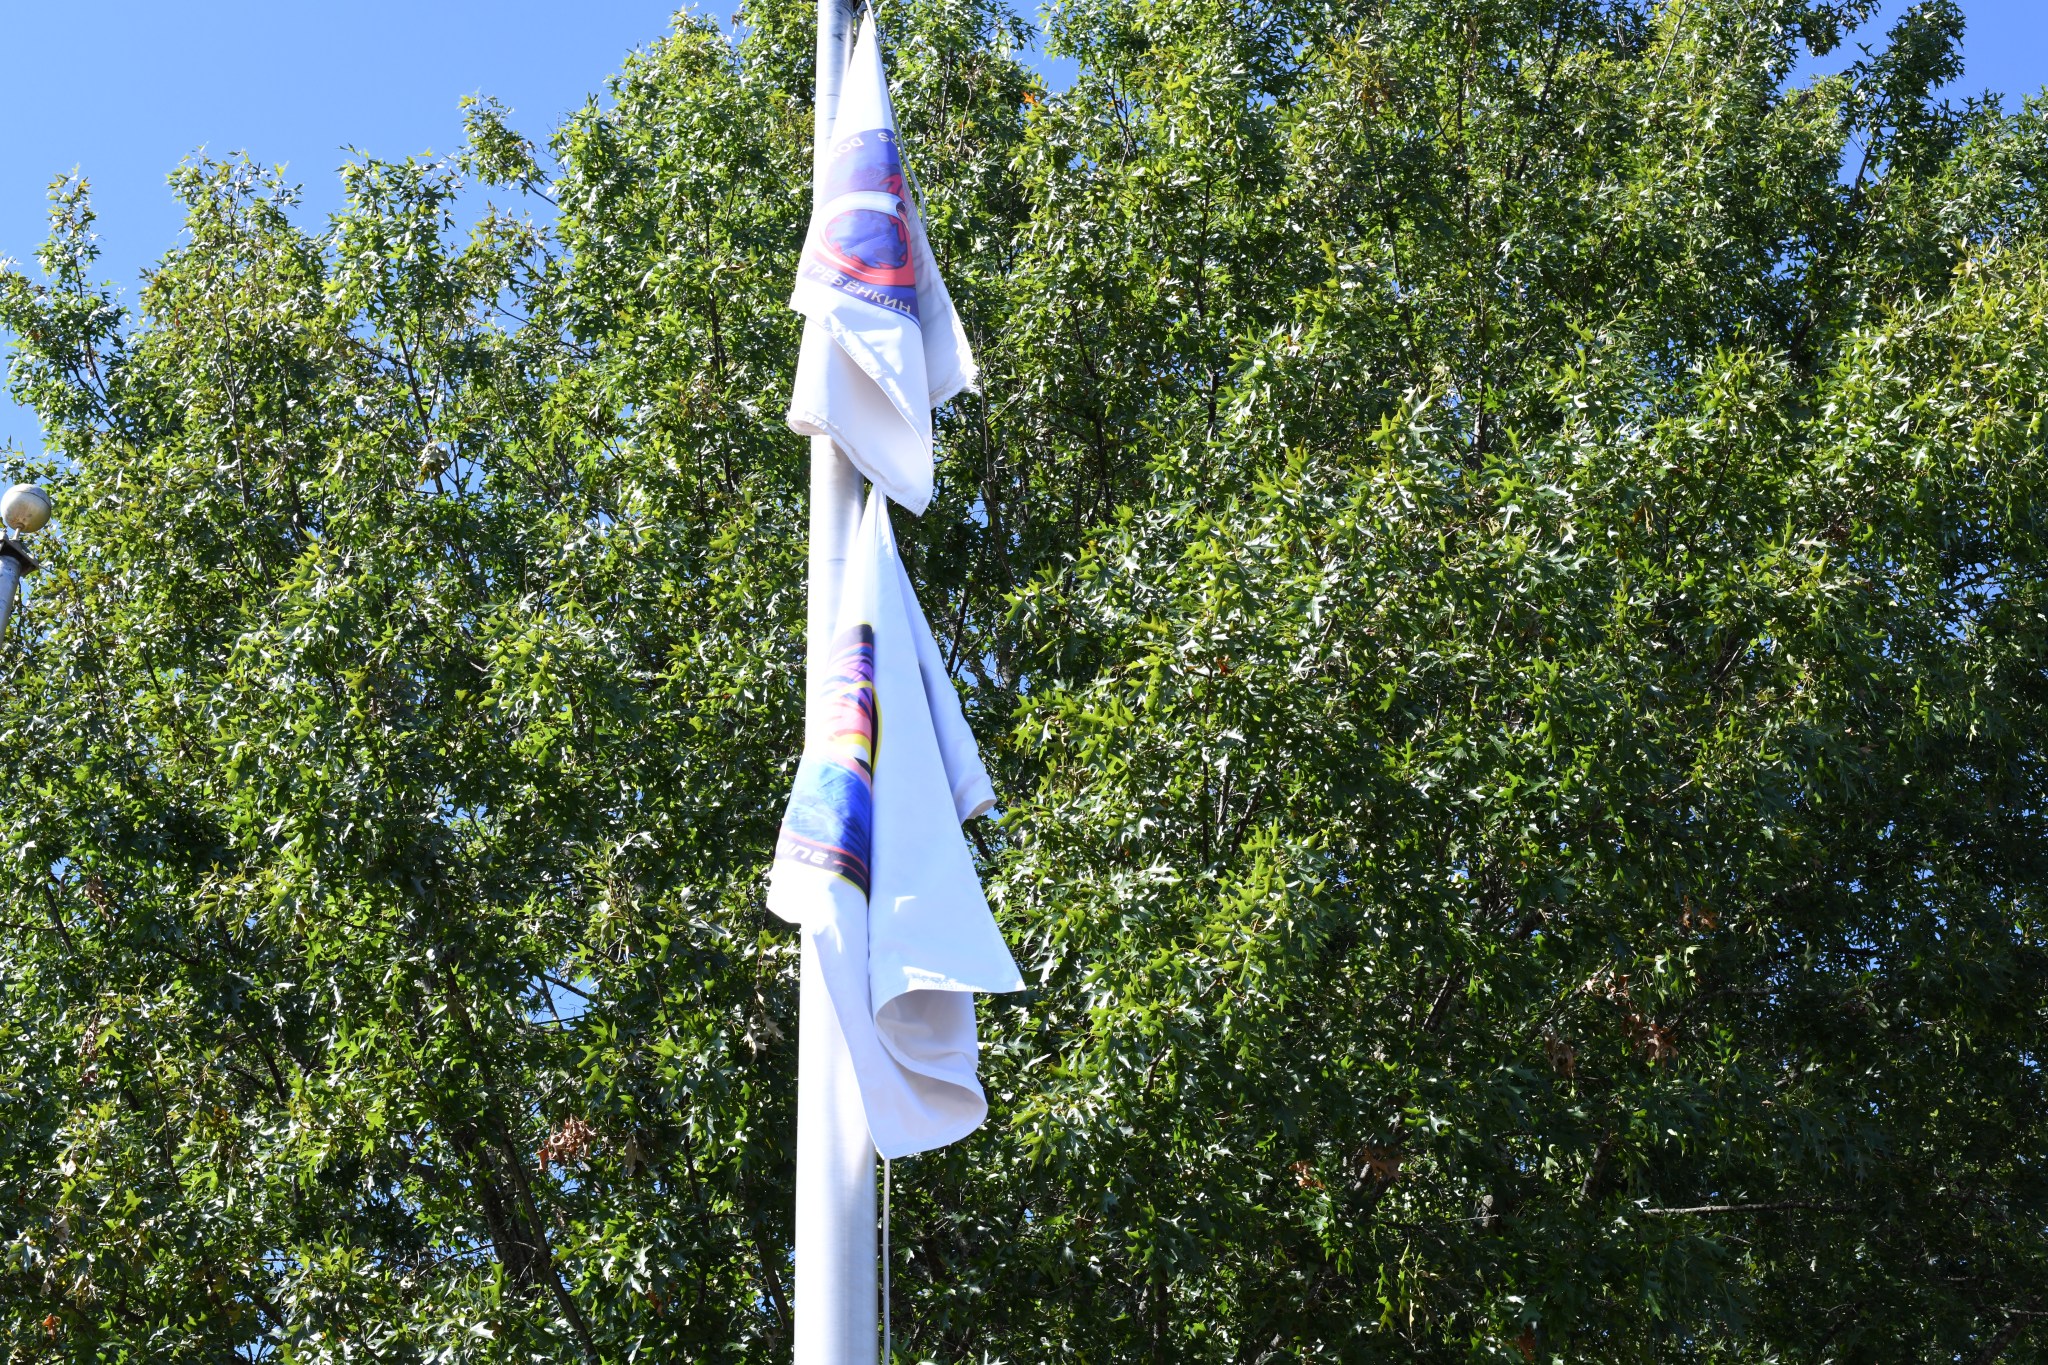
[800,127,920,323]
[776,623,879,896]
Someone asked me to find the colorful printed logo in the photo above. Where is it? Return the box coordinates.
[800,127,920,323]
[776,623,878,897]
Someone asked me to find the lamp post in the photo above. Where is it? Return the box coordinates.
[0,483,52,641]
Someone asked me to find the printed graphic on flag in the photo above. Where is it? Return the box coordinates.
[799,127,920,323]
[776,623,879,897]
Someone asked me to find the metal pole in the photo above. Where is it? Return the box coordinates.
[0,543,31,642]
[0,483,53,643]
[795,0,876,1362]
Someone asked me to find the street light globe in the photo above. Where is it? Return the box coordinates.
[1,483,52,535]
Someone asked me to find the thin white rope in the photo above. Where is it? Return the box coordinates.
[881,1156,892,1364]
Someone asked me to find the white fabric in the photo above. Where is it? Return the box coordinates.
[769,490,1022,1159]
[897,548,997,822]
[786,14,978,517]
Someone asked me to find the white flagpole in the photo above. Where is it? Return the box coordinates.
[795,0,876,1359]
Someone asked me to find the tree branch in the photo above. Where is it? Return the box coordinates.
[1636,1200,1832,1216]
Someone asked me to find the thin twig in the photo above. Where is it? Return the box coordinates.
[1637,1200,1831,1216]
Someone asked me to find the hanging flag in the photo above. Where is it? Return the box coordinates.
[787,13,977,517]
[769,490,1023,1159]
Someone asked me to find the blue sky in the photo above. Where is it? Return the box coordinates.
[3,0,2044,462]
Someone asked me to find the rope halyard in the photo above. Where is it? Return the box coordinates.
[882,1157,893,1364]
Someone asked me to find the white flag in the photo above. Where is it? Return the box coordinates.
[786,13,978,517]
[769,490,1023,1159]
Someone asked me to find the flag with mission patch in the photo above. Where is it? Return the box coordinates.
[768,490,1022,1159]
[786,12,977,517]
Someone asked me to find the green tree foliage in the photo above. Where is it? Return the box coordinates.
[3,0,2045,1359]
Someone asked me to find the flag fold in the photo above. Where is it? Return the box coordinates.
[787,13,977,517]
[769,490,1022,1159]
